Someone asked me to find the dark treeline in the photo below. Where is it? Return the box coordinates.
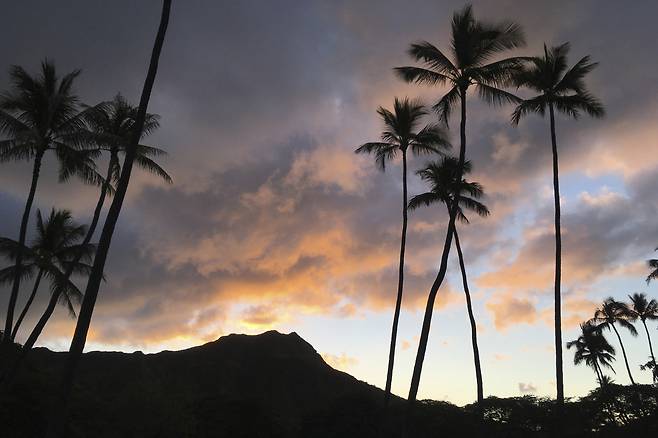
[1,1,657,437]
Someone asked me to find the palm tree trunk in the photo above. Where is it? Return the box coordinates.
[641,319,656,364]
[549,103,564,404]
[3,152,43,344]
[46,3,171,436]
[611,323,636,385]
[0,167,113,389]
[454,227,483,404]
[16,153,114,354]
[384,149,408,408]
[594,361,603,387]
[10,269,43,341]
[406,87,467,423]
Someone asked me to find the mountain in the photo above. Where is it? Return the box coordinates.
[2,330,390,437]
[2,330,656,437]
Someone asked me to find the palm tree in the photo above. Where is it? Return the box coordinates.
[647,249,658,284]
[0,209,95,341]
[590,298,637,385]
[511,43,604,402]
[626,293,658,380]
[567,321,616,388]
[408,157,489,404]
[0,60,102,343]
[394,4,525,406]
[355,98,449,407]
[17,95,172,355]
[48,2,172,435]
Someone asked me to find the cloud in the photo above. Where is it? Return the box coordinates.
[518,382,538,394]
[1,0,658,354]
[322,352,358,371]
[486,296,538,331]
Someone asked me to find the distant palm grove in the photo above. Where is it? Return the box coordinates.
[0,2,656,437]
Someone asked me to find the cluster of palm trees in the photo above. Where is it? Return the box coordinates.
[0,1,172,435]
[568,293,658,387]
[356,4,621,413]
[0,68,171,355]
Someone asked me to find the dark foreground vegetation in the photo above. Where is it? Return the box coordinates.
[1,331,655,437]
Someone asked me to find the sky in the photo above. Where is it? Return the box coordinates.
[1,0,658,405]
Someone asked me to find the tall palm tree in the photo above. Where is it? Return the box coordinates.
[626,293,658,380]
[48,2,172,435]
[647,249,658,284]
[408,157,489,404]
[395,4,525,406]
[511,43,604,403]
[590,298,637,385]
[567,321,616,388]
[0,209,94,341]
[355,97,450,407]
[0,60,101,343]
[18,95,171,354]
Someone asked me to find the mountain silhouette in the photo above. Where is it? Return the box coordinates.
[2,331,390,437]
[2,330,655,437]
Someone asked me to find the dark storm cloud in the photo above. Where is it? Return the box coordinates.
[1,1,657,345]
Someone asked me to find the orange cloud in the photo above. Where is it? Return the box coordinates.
[321,352,358,371]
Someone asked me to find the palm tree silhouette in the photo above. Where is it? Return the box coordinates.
[0,60,102,343]
[511,43,604,403]
[626,293,658,381]
[590,298,637,385]
[355,97,449,407]
[12,96,171,362]
[394,4,525,406]
[408,157,489,404]
[567,321,616,388]
[647,249,658,284]
[0,209,94,341]
[48,2,173,435]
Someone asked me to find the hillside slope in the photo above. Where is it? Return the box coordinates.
[2,331,387,437]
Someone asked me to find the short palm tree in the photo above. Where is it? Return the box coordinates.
[0,209,94,341]
[647,249,658,284]
[626,293,658,380]
[511,43,604,402]
[0,60,102,343]
[567,321,616,388]
[408,157,489,404]
[355,97,450,407]
[19,95,171,354]
[590,298,637,385]
[395,3,525,406]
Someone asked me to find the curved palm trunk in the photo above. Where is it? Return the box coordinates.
[3,153,43,344]
[406,87,467,425]
[610,323,635,385]
[0,152,116,391]
[384,149,408,408]
[593,361,603,387]
[549,104,564,404]
[641,319,656,364]
[46,3,171,436]
[10,269,43,341]
[17,154,114,354]
[454,228,483,404]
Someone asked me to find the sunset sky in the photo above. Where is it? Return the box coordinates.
[2,1,658,405]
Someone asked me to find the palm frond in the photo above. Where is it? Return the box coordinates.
[432,85,460,126]
[553,92,605,120]
[134,154,173,184]
[394,66,450,86]
[511,96,547,124]
[477,83,522,107]
[408,192,443,211]
[407,41,457,75]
